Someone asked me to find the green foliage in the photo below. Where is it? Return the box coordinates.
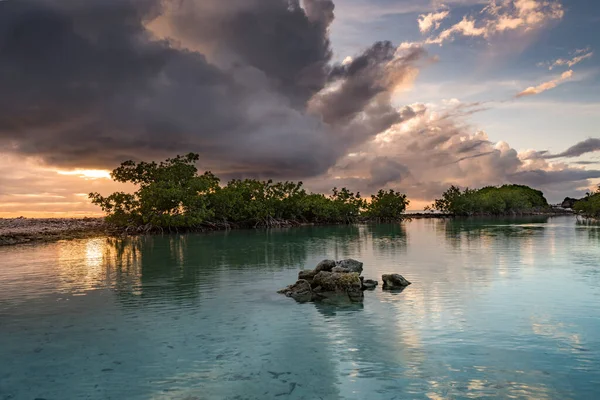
[428,184,549,216]
[574,185,600,218]
[364,189,409,221]
[90,154,219,227]
[90,154,408,229]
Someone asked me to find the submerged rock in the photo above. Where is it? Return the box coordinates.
[382,274,411,290]
[313,292,365,309]
[335,259,363,274]
[362,279,378,290]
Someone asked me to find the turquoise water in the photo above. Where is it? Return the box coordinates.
[1,216,599,399]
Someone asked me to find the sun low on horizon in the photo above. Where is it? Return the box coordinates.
[1,0,599,218]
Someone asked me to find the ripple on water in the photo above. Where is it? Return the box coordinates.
[0,216,599,399]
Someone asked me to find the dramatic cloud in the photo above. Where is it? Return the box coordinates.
[0,0,596,216]
[418,10,450,33]
[424,0,564,45]
[305,102,600,203]
[0,0,426,180]
[516,70,573,97]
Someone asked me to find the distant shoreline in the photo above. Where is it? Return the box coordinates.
[0,210,575,247]
[0,217,107,246]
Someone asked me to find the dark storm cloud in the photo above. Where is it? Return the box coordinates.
[315,42,426,125]
[0,0,427,179]
[542,138,600,159]
[159,0,335,105]
[0,0,244,166]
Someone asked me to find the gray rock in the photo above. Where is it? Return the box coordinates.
[279,259,369,304]
[382,274,411,290]
[335,259,363,274]
[312,271,362,292]
[298,269,317,281]
[315,259,337,273]
[313,290,364,304]
[362,279,378,290]
[277,279,312,302]
[331,266,351,273]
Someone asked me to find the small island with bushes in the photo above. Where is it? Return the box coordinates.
[425,184,555,216]
[88,154,576,232]
[89,153,410,232]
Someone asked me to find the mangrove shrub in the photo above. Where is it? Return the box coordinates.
[574,186,600,218]
[427,184,549,216]
[90,154,409,229]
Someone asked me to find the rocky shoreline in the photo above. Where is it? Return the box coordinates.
[0,217,108,246]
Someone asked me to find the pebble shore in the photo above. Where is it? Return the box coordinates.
[0,217,107,246]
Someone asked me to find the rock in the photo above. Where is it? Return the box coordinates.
[312,271,362,292]
[382,274,411,290]
[277,279,312,302]
[313,290,364,304]
[298,269,317,281]
[279,258,368,304]
[335,259,363,274]
[561,197,580,209]
[315,259,337,273]
[331,266,351,273]
[362,279,378,290]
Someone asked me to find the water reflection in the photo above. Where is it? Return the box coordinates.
[1,216,600,399]
[439,216,550,246]
[49,224,408,304]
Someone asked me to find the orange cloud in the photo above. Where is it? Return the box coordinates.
[0,154,131,218]
[516,70,574,97]
[418,10,449,34]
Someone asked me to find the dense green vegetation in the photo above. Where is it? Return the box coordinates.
[89,154,409,230]
[427,184,549,216]
[574,186,600,219]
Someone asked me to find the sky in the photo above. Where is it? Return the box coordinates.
[0,0,599,216]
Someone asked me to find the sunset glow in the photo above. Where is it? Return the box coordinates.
[55,170,112,180]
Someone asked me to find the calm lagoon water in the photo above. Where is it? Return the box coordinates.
[1,216,600,399]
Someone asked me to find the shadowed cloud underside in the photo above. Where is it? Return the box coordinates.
[0,0,599,216]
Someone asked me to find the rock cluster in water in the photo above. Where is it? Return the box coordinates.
[278,259,411,303]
